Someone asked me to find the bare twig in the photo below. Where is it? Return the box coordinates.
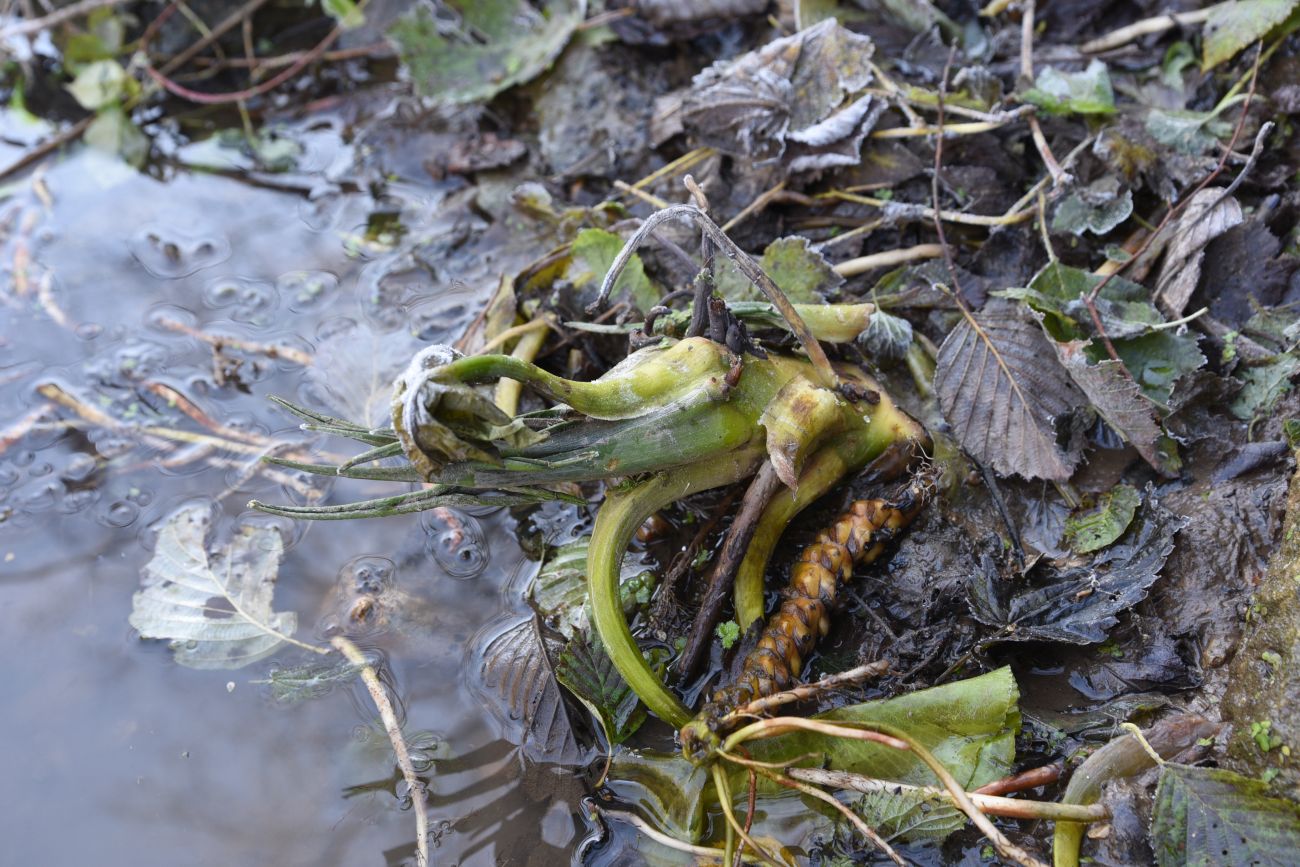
[331,636,428,867]
[157,0,274,76]
[153,314,314,366]
[834,243,944,277]
[975,763,1062,797]
[723,660,891,722]
[787,767,1103,823]
[1080,8,1213,54]
[0,0,129,39]
[0,116,93,184]
[677,461,785,680]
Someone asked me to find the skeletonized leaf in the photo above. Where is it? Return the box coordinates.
[969,490,1185,644]
[1152,763,1300,865]
[1154,189,1243,318]
[469,613,584,764]
[935,299,1088,480]
[1202,0,1300,70]
[130,505,303,669]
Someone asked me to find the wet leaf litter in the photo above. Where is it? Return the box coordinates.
[2,0,1300,866]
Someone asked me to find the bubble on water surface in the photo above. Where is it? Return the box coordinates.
[202,276,280,327]
[422,509,488,580]
[278,270,339,313]
[129,224,232,279]
[98,499,139,528]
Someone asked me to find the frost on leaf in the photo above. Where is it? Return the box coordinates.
[969,489,1185,645]
[935,299,1088,480]
[129,505,302,669]
[677,19,881,171]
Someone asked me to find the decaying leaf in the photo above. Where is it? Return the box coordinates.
[257,657,365,705]
[1202,0,1300,70]
[469,613,585,764]
[969,490,1186,644]
[388,0,585,105]
[1055,340,1175,476]
[935,299,1088,480]
[305,319,428,429]
[1231,354,1300,421]
[568,228,660,313]
[1022,60,1116,115]
[1153,188,1244,318]
[713,235,843,303]
[1152,763,1300,865]
[853,787,963,843]
[677,19,882,171]
[1114,331,1207,407]
[1147,106,1234,155]
[130,505,304,669]
[1064,483,1141,553]
[1051,177,1133,236]
[555,631,646,746]
[858,308,914,364]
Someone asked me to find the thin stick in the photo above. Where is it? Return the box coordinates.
[589,205,837,388]
[1020,2,1068,186]
[153,314,314,366]
[677,461,785,680]
[594,804,753,863]
[156,0,274,75]
[0,0,129,38]
[722,661,890,722]
[143,381,271,445]
[870,119,1017,138]
[723,717,910,752]
[750,763,905,866]
[823,190,1035,227]
[613,180,672,210]
[0,116,93,183]
[475,317,553,355]
[974,763,1062,797]
[711,765,784,867]
[721,180,787,233]
[1080,8,1212,54]
[624,147,715,192]
[0,403,54,458]
[787,767,1104,823]
[834,244,944,277]
[331,637,428,867]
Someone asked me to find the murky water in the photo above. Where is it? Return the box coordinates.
[0,106,592,865]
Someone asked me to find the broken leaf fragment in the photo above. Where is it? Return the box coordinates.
[556,631,647,746]
[387,0,586,105]
[129,505,307,669]
[1201,0,1300,70]
[714,235,844,303]
[1021,60,1116,115]
[677,19,881,170]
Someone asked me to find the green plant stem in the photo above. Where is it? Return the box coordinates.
[588,447,766,728]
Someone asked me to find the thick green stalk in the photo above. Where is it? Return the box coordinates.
[587,446,766,728]
[441,337,732,420]
[735,395,928,627]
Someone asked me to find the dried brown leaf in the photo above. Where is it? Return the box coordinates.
[1153,188,1243,317]
[935,300,1087,480]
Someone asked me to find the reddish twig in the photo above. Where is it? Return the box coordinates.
[1081,44,1264,365]
[974,763,1062,796]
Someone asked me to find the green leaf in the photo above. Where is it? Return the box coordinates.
[67,59,131,110]
[1147,107,1235,155]
[530,536,654,639]
[129,505,305,669]
[1231,355,1300,421]
[84,106,148,168]
[1111,331,1206,406]
[1202,0,1300,70]
[715,620,741,650]
[1052,178,1133,236]
[744,667,1019,795]
[714,236,844,304]
[853,786,963,842]
[1022,60,1116,115]
[1152,763,1300,865]
[387,0,583,105]
[569,228,659,313]
[320,0,364,29]
[1064,484,1141,553]
[1006,261,1157,342]
[556,631,646,745]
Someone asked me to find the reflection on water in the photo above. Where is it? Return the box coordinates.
[0,106,593,864]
